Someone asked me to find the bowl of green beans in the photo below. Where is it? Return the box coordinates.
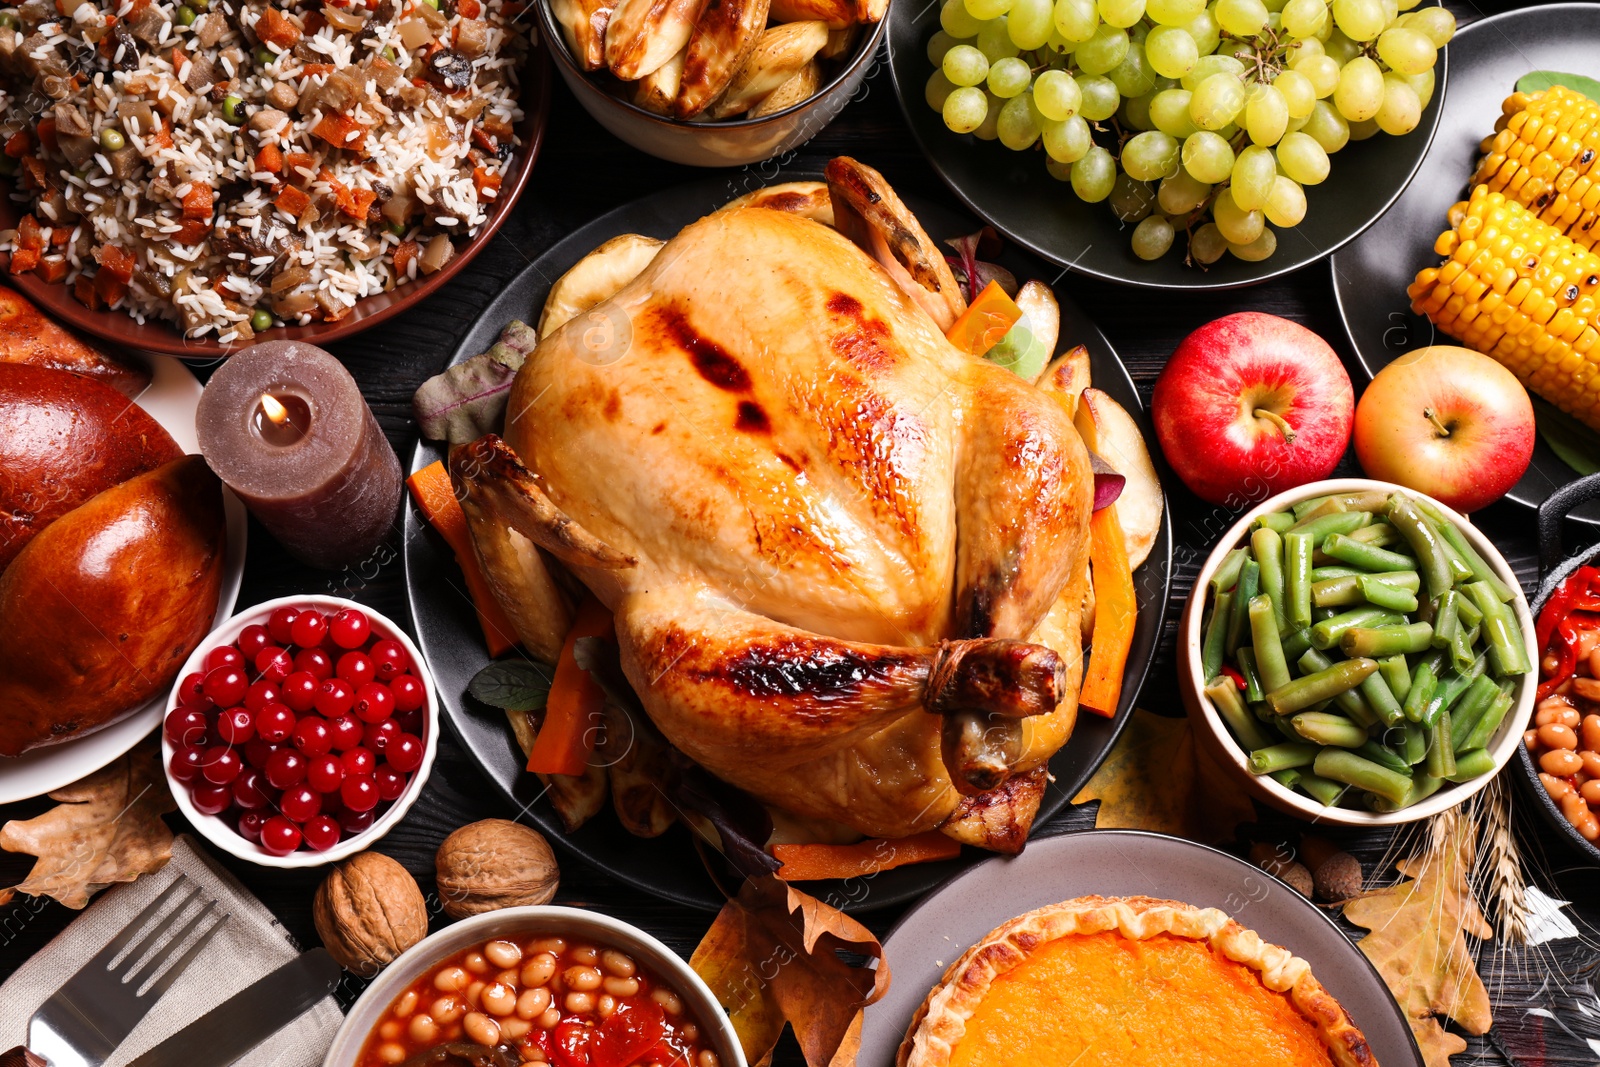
[1180,478,1536,826]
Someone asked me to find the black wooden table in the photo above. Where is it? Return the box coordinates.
[6,2,1598,1062]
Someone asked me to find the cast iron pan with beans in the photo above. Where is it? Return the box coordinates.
[1513,471,1600,864]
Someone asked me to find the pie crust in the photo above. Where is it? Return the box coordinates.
[897,894,1378,1067]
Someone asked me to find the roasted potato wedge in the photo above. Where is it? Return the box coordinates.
[600,703,677,838]
[855,0,885,22]
[748,59,819,117]
[705,20,828,119]
[716,180,834,226]
[550,0,618,70]
[501,707,609,834]
[769,0,852,27]
[673,0,770,118]
[604,0,709,81]
[820,23,858,59]
[1075,388,1164,571]
[1037,343,1091,419]
[634,46,686,113]
[538,233,664,337]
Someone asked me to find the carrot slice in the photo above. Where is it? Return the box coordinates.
[254,143,283,177]
[406,460,519,657]
[1079,503,1136,718]
[771,831,961,881]
[274,184,310,219]
[526,597,613,777]
[944,279,1022,358]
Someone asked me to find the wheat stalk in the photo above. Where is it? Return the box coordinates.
[1478,776,1531,947]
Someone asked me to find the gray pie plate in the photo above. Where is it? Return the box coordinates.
[856,829,1424,1067]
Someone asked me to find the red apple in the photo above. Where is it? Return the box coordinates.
[1353,345,1534,513]
[1153,312,1354,507]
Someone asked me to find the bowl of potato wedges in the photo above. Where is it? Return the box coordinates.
[539,0,886,166]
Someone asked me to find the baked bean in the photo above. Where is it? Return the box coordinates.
[1583,752,1600,778]
[1540,723,1580,750]
[379,1021,402,1041]
[565,992,596,1015]
[393,991,418,1018]
[1581,780,1600,805]
[529,937,566,956]
[1578,772,1591,791]
[1542,748,1585,776]
[538,1007,562,1030]
[463,1012,499,1048]
[600,949,636,978]
[516,987,552,1020]
[464,952,490,975]
[1563,792,1598,835]
[569,945,599,966]
[466,981,485,1009]
[597,994,616,1017]
[408,1015,438,1044]
[1577,629,1600,661]
[431,995,466,1024]
[1584,715,1600,752]
[433,967,469,993]
[482,982,517,1016]
[501,1018,531,1040]
[520,953,557,988]
[377,1045,406,1065]
[1541,772,1575,799]
[1525,730,1539,750]
[651,988,684,1016]
[1543,652,1561,676]
[484,940,522,969]
[698,1052,720,1067]
[564,966,603,991]
[682,1024,699,1043]
[603,976,639,998]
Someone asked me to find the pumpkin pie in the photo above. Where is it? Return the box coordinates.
[897,895,1377,1067]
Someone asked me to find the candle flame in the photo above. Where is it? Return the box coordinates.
[260,393,289,424]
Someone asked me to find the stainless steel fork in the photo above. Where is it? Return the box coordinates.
[26,878,228,1067]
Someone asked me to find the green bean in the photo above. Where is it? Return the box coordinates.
[1299,772,1349,806]
[1357,575,1419,614]
[1282,626,1313,663]
[1285,532,1314,630]
[1357,739,1412,775]
[1457,596,1483,628]
[1400,721,1429,765]
[1329,489,1393,513]
[1341,622,1433,658]
[1267,657,1378,715]
[1292,711,1369,747]
[1380,655,1411,702]
[1290,510,1370,543]
[1202,589,1233,683]
[1402,652,1444,722]
[1291,496,1330,520]
[1311,565,1363,582]
[1321,533,1416,573]
[1346,521,1404,549]
[1252,528,1287,630]
[1387,494,1454,599]
[1359,669,1406,727]
[1367,774,1427,812]
[1226,560,1260,654]
[1448,674,1500,752]
[1250,594,1292,694]
[1310,606,1403,650]
[1432,652,1486,713]
[1256,510,1296,533]
[1434,530,1475,584]
[1207,677,1274,751]
[1430,590,1460,652]
[1298,649,1378,726]
[1210,547,1248,596]
[1310,576,1364,607]
[1450,619,1478,675]
[1446,748,1496,783]
[1238,646,1265,703]
[1290,496,1345,524]
[1425,714,1457,778]
[1414,498,1515,602]
[1312,571,1421,608]
[1459,684,1515,751]
[1314,748,1414,805]
[1465,580,1532,677]
[1270,768,1304,790]
[1249,743,1320,774]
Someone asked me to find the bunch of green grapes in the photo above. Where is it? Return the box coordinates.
[923,0,1453,266]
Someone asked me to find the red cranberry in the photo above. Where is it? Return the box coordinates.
[190,783,233,817]
[205,645,245,672]
[341,746,376,777]
[280,671,320,713]
[177,671,212,707]
[237,623,272,660]
[267,606,301,645]
[289,611,328,649]
[336,651,374,688]
[314,678,354,718]
[244,737,278,769]
[340,774,378,813]
[254,702,296,743]
[264,747,307,790]
[254,646,294,683]
[169,745,205,784]
[236,811,266,843]
[200,746,242,785]
[280,785,322,823]
[216,706,256,746]
[292,716,333,757]
[374,766,407,801]
[390,675,425,713]
[295,647,334,681]
[259,815,302,856]
[232,768,271,810]
[307,754,345,794]
[337,807,374,835]
[301,814,341,851]
[202,665,249,708]
[387,733,425,774]
[393,708,423,734]
[363,718,400,752]
[353,683,393,724]
[329,608,371,649]
[244,680,279,713]
[164,707,210,747]
[368,640,409,681]
[327,714,364,752]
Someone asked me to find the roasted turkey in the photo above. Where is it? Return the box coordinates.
[453,159,1096,844]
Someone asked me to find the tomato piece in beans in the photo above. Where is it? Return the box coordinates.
[1534,620,1600,842]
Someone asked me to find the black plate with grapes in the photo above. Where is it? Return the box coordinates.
[887,0,1449,289]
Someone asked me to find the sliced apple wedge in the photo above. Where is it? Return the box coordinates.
[1037,343,1091,420]
[1013,281,1059,383]
[1074,388,1164,571]
[538,233,664,337]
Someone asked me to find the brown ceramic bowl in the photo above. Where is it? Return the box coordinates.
[0,45,551,360]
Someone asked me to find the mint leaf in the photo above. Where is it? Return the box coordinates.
[468,659,553,712]
[1517,71,1600,101]
[1534,398,1600,477]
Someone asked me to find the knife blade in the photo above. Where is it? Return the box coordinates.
[126,949,341,1067]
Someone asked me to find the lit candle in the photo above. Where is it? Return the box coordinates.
[197,341,402,570]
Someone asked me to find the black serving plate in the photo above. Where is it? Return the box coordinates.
[1331,3,1600,525]
[884,0,1446,290]
[403,173,1173,911]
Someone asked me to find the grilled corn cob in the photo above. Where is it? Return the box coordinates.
[1475,85,1600,251]
[1408,185,1600,430]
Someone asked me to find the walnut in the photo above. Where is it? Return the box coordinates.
[313,851,428,975]
[434,819,559,919]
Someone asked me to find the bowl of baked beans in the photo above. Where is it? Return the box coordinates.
[323,906,746,1067]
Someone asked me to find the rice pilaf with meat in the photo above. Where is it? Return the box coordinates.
[0,0,530,341]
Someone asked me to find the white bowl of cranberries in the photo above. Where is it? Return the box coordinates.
[162,595,440,867]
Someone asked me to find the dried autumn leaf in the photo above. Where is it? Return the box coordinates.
[1344,818,1492,1067]
[691,874,889,1067]
[1071,707,1255,843]
[0,739,175,909]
